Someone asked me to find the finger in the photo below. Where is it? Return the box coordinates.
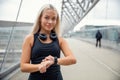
[46,55,54,60]
[42,59,46,62]
[39,65,47,73]
[44,57,52,61]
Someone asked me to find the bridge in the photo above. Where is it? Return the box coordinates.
[0,0,120,80]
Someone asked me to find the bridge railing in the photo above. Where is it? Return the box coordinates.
[71,25,120,51]
[0,21,33,79]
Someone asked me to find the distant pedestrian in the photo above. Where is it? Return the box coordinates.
[95,30,102,47]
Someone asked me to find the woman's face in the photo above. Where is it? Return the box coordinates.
[40,9,58,32]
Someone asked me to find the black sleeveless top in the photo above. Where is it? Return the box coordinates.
[28,33,63,80]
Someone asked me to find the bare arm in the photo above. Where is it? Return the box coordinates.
[57,37,77,65]
[20,34,48,73]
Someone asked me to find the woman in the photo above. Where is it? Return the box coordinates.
[20,4,76,80]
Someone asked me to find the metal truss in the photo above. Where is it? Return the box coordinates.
[61,0,100,35]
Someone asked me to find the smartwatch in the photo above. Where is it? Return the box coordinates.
[54,57,58,64]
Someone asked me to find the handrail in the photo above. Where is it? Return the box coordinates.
[0,0,23,71]
[0,62,20,79]
[0,20,33,27]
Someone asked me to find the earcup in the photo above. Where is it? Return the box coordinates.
[38,34,47,41]
[50,32,57,41]
[38,31,57,41]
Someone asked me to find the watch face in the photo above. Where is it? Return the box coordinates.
[54,57,58,64]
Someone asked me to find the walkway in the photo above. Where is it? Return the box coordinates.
[9,38,120,80]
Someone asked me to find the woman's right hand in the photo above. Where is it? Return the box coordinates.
[38,60,52,73]
[38,62,47,73]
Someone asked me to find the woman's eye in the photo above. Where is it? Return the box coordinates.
[45,17,49,19]
[52,17,56,21]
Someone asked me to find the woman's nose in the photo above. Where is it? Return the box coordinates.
[48,19,52,23]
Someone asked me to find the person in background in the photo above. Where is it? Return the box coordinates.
[95,30,102,47]
[20,4,76,80]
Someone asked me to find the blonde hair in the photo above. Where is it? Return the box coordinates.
[31,4,60,35]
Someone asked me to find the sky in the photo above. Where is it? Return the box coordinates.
[0,0,62,22]
[0,0,120,31]
[74,0,120,31]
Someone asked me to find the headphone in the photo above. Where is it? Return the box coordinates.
[38,31,57,41]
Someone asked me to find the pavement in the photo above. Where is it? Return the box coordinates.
[9,38,120,80]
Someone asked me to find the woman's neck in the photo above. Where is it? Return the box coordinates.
[39,30,51,35]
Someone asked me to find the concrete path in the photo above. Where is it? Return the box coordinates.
[9,38,120,80]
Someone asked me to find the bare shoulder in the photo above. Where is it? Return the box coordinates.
[24,34,33,41]
[58,36,67,46]
[23,33,34,46]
